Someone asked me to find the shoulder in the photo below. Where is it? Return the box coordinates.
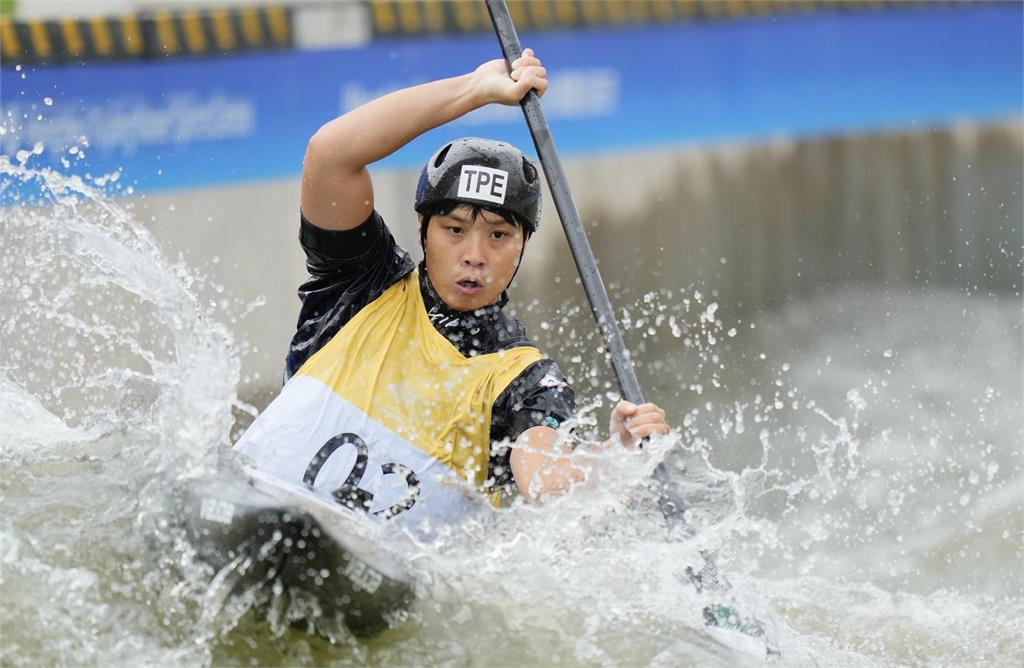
[301,209,392,262]
[286,210,414,379]
[492,358,576,432]
[298,209,414,287]
[503,358,573,403]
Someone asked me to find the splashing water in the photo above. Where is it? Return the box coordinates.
[0,154,241,666]
[2,156,1022,666]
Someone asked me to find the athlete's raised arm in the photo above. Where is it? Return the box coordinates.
[300,49,548,231]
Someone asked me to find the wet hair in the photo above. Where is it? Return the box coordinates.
[418,200,532,248]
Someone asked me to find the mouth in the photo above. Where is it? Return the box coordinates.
[455,278,484,296]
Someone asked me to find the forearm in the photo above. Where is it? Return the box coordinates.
[511,426,585,503]
[529,455,586,501]
[301,51,545,230]
[307,74,483,174]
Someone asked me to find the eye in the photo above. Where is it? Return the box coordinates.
[491,230,509,240]
[446,225,464,235]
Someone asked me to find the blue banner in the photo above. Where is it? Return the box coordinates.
[1,3,1020,194]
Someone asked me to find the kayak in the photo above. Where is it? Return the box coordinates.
[170,466,778,654]
[178,466,417,638]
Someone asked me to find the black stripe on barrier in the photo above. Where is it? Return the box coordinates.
[0,5,293,66]
[368,0,985,38]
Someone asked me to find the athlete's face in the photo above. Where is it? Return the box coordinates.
[423,205,525,312]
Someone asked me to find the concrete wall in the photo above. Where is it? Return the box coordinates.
[130,119,1024,405]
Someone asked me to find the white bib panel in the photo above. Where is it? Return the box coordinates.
[235,376,484,535]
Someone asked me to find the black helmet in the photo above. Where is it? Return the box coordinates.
[415,137,541,234]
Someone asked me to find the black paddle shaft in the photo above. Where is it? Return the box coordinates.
[484,1,642,405]
[482,12,774,643]
[484,0,687,524]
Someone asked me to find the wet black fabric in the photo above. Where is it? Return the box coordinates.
[286,211,576,494]
[286,211,415,380]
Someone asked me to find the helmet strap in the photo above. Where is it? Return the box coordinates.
[419,214,431,250]
[506,233,529,289]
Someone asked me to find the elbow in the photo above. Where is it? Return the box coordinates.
[304,124,335,170]
[304,118,364,176]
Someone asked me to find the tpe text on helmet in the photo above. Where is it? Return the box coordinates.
[457,165,508,205]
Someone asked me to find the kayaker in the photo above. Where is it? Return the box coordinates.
[234,48,670,533]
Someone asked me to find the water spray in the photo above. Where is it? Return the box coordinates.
[484,0,772,649]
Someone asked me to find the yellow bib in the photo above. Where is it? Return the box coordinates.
[299,270,541,489]
[235,270,541,527]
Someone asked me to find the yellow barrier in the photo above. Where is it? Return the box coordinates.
[0,1,979,64]
[1,5,292,64]
[368,0,979,37]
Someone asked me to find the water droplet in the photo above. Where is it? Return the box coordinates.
[668,316,681,338]
[43,97,53,106]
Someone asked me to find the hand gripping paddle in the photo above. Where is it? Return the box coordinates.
[484,1,773,650]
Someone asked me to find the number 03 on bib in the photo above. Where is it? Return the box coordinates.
[234,270,542,534]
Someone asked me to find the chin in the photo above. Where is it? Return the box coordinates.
[443,291,495,313]
[448,298,484,313]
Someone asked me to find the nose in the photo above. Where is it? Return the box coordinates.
[460,230,487,268]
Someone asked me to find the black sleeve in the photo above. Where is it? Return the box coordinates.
[486,359,577,495]
[284,211,415,379]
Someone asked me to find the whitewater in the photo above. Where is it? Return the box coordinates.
[1,153,1021,667]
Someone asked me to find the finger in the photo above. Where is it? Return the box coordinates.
[625,410,666,425]
[512,70,536,91]
[626,408,664,424]
[511,55,542,70]
[624,418,667,437]
[510,64,544,80]
[511,72,537,99]
[611,402,637,425]
[532,77,548,98]
[525,66,547,80]
[628,422,670,439]
[625,406,668,428]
